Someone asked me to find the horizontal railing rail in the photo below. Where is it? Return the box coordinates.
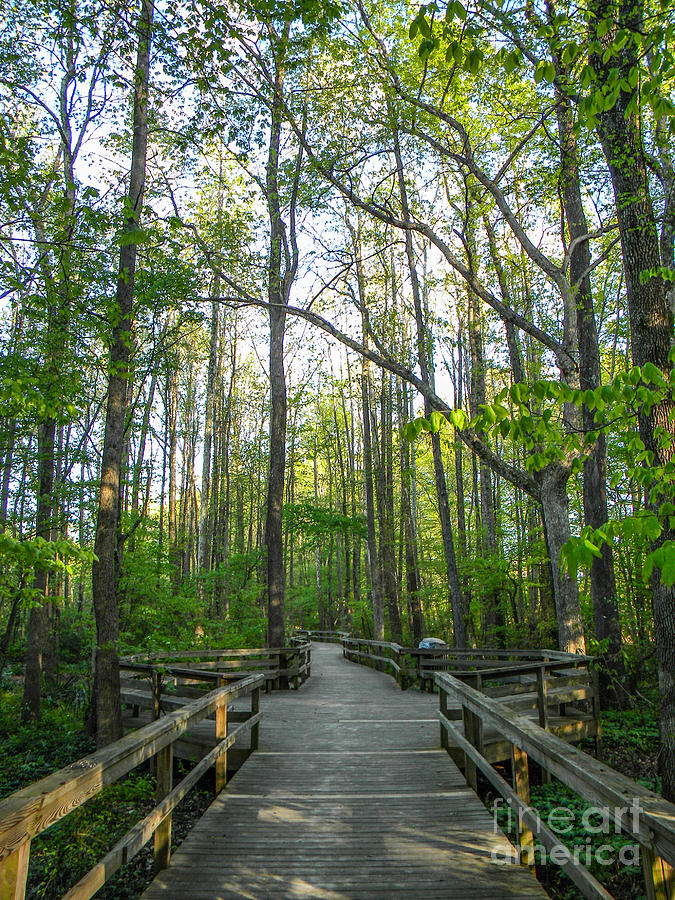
[0,673,264,900]
[437,671,675,900]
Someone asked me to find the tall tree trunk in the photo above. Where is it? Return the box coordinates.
[399,380,424,643]
[548,9,622,682]
[391,128,467,647]
[375,367,402,642]
[264,31,298,648]
[198,278,222,578]
[21,420,56,723]
[591,2,675,794]
[539,464,585,653]
[91,0,153,747]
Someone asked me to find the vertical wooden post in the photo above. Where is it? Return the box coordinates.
[473,674,484,759]
[536,665,552,784]
[643,849,675,900]
[462,705,478,792]
[291,650,299,689]
[0,841,30,900]
[511,743,535,870]
[592,667,603,759]
[279,651,289,690]
[250,686,260,752]
[152,669,161,721]
[153,743,173,872]
[536,666,548,729]
[215,696,228,792]
[440,687,449,751]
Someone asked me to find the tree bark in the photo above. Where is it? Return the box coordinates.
[589,0,675,797]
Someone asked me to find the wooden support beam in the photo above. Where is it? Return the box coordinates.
[511,742,535,870]
[440,689,449,751]
[643,848,675,900]
[462,705,478,792]
[536,666,551,784]
[215,701,228,792]
[0,841,29,900]
[153,744,173,873]
[251,687,260,752]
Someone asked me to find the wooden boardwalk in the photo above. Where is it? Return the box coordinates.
[142,643,547,899]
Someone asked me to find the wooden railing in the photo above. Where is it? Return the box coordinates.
[0,673,263,900]
[437,659,600,755]
[409,646,595,692]
[342,637,406,687]
[293,629,348,644]
[121,643,311,693]
[437,671,675,900]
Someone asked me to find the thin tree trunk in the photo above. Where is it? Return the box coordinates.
[391,127,467,647]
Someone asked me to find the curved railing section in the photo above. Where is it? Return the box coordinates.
[121,643,311,694]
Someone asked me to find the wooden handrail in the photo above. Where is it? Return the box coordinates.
[0,672,264,900]
[437,671,675,899]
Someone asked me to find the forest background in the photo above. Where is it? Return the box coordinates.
[1,0,674,812]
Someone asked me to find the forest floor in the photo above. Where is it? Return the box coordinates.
[0,676,661,900]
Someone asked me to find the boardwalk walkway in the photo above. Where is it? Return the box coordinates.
[142,643,547,899]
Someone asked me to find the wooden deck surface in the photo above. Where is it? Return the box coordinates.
[142,643,548,899]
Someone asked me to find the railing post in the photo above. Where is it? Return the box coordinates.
[592,666,603,759]
[440,687,449,751]
[291,650,300,690]
[511,742,535,870]
[215,693,228,793]
[473,673,484,758]
[536,665,548,729]
[152,668,162,721]
[153,743,173,872]
[536,665,552,784]
[0,841,30,900]
[279,651,289,690]
[461,704,479,793]
[643,848,675,900]
[250,685,260,752]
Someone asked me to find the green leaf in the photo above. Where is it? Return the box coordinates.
[543,61,557,83]
[428,410,446,432]
[450,408,468,429]
[504,49,520,73]
[464,48,483,74]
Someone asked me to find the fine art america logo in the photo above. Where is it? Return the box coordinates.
[491,797,642,867]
